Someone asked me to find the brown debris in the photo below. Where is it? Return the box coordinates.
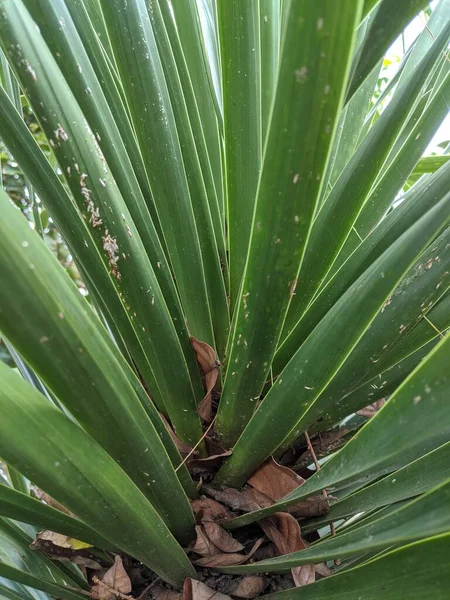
[91,556,132,600]
[31,486,76,517]
[260,513,315,588]
[190,337,220,422]
[356,399,386,418]
[193,538,264,567]
[248,458,305,501]
[183,579,230,600]
[223,576,266,598]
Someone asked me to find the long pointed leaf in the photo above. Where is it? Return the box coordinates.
[215,0,361,447]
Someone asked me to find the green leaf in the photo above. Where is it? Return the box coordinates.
[23,0,201,361]
[146,0,230,356]
[0,483,114,550]
[259,0,280,136]
[0,564,85,600]
[411,155,450,176]
[0,86,160,399]
[99,0,218,351]
[257,534,450,599]
[169,0,226,248]
[283,21,450,336]
[221,480,450,573]
[0,518,83,590]
[216,193,450,488]
[297,226,450,437]
[215,0,362,447]
[0,189,195,540]
[0,0,205,444]
[218,0,262,306]
[354,69,450,240]
[302,441,450,534]
[224,332,449,527]
[347,0,429,100]
[275,159,450,372]
[0,362,195,587]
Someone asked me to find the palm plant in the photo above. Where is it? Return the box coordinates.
[0,0,449,598]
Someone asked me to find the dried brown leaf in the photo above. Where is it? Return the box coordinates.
[190,337,219,422]
[91,556,131,600]
[71,556,103,570]
[31,486,76,517]
[287,494,330,518]
[260,513,306,555]
[260,513,314,588]
[292,564,315,587]
[314,563,332,578]
[191,525,220,557]
[202,521,244,553]
[248,458,305,501]
[191,498,230,520]
[189,450,232,473]
[193,538,264,567]
[183,579,231,600]
[356,399,386,418]
[228,576,265,598]
[203,485,270,513]
[152,587,181,600]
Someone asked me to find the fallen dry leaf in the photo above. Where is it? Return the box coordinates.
[193,538,264,567]
[189,450,232,473]
[314,563,332,578]
[152,587,181,600]
[191,498,230,521]
[33,530,92,551]
[71,556,103,570]
[356,399,386,418]
[202,521,244,553]
[260,513,306,555]
[287,495,330,518]
[190,337,219,422]
[183,579,231,600]
[248,458,305,501]
[192,525,220,557]
[31,486,76,517]
[91,556,131,600]
[225,576,266,598]
[260,513,315,588]
[292,564,315,587]
[203,485,272,513]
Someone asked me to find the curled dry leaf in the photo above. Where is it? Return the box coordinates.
[248,458,305,501]
[191,498,230,521]
[292,564,315,587]
[356,399,386,418]
[225,576,266,599]
[287,494,330,518]
[190,336,219,422]
[202,521,244,553]
[152,587,182,600]
[33,530,92,551]
[314,563,332,578]
[189,450,232,473]
[192,525,220,557]
[260,513,306,555]
[260,513,315,588]
[203,485,272,513]
[31,486,76,517]
[183,579,231,600]
[91,556,131,600]
[193,537,264,567]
